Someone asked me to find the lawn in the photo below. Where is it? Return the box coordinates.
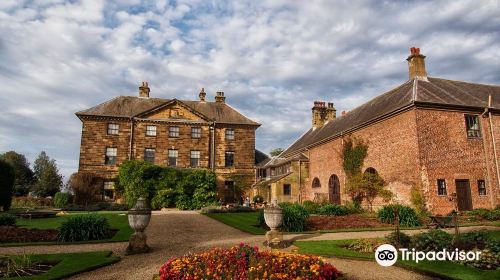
[2,251,119,280]
[1,211,132,246]
[204,212,266,235]
[294,238,500,280]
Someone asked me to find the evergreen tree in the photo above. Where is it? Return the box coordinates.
[0,158,15,211]
[0,151,35,196]
[269,148,284,157]
[32,151,63,197]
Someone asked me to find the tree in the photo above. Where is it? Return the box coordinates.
[0,158,15,211]
[345,172,393,211]
[269,148,284,157]
[68,172,102,205]
[0,151,35,196]
[32,151,63,197]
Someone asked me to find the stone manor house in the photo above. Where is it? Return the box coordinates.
[76,85,262,202]
[255,48,500,214]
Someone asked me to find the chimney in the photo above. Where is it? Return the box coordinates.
[406,47,428,81]
[199,87,206,102]
[312,101,327,129]
[215,91,226,103]
[139,81,150,98]
[325,102,337,123]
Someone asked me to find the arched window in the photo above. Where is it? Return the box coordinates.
[365,167,377,175]
[312,177,321,188]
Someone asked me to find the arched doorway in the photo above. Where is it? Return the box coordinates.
[328,174,341,204]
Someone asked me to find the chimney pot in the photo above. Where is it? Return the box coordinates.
[199,87,206,102]
[215,91,226,103]
[139,81,150,98]
[407,47,428,81]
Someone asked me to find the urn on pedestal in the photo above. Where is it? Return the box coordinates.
[264,204,283,248]
[126,198,152,255]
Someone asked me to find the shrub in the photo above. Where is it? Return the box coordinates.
[252,195,263,204]
[0,158,15,211]
[456,231,489,250]
[279,203,309,232]
[344,201,364,214]
[0,213,16,226]
[68,172,103,206]
[411,230,452,252]
[62,203,128,211]
[318,204,349,216]
[257,209,265,226]
[53,192,72,208]
[57,215,111,242]
[410,184,427,214]
[461,249,499,270]
[486,239,500,254]
[151,188,176,210]
[159,243,342,279]
[347,239,382,253]
[11,196,53,208]
[302,200,322,214]
[377,204,421,227]
[385,231,411,248]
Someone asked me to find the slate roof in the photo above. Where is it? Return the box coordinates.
[76,96,260,126]
[282,77,500,157]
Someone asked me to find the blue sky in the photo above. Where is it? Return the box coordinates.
[1,0,499,179]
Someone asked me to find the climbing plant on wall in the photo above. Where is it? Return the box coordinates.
[342,137,368,178]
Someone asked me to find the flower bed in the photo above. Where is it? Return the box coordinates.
[307,214,389,230]
[159,243,342,280]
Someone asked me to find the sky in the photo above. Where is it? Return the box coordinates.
[1,0,499,179]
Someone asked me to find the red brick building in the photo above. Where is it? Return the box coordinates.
[76,84,261,202]
[260,48,500,214]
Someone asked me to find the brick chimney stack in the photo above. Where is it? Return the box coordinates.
[199,87,206,102]
[326,102,337,123]
[406,47,428,81]
[312,101,327,129]
[139,81,150,98]
[215,91,226,103]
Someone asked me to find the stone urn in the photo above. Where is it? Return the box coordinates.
[264,204,283,247]
[126,198,152,255]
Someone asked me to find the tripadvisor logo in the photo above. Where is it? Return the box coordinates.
[375,244,482,267]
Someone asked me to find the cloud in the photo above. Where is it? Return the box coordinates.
[0,0,499,179]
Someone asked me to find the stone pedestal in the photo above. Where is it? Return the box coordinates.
[265,229,283,247]
[126,232,150,255]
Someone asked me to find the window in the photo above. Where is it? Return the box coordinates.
[191,127,201,138]
[169,126,179,138]
[103,181,115,200]
[144,148,155,163]
[190,150,200,167]
[365,167,377,175]
[225,128,235,140]
[312,177,321,188]
[168,149,178,166]
[283,184,291,196]
[146,125,157,136]
[107,123,119,135]
[478,180,487,196]
[465,115,481,138]
[437,179,447,195]
[105,147,117,165]
[225,151,234,167]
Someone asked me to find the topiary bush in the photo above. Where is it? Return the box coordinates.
[0,158,15,211]
[0,213,16,226]
[253,195,263,204]
[53,192,72,208]
[302,200,322,214]
[279,203,309,232]
[318,204,349,216]
[58,215,111,242]
[377,204,421,227]
[257,208,265,226]
[411,229,452,252]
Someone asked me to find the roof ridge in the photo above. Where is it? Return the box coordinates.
[428,77,500,88]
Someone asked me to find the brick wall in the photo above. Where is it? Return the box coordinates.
[306,109,421,208]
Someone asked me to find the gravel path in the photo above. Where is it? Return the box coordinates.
[1,211,496,280]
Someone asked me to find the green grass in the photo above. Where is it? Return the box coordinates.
[3,251,119,280]
[204,212,266,235]
[1,212,132,247]
[294,237,500,280]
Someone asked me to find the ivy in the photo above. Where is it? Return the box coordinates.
[342,137,368,177]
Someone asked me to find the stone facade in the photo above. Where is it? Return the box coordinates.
[77,85,259,202]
